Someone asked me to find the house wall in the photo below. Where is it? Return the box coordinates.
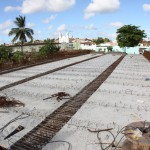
[112,46,123,52]
[112,46,150,54]
[10,44,44,52]
[73,42,80,50]
[80,44,97,50]
[96,46,108,52]
[59,43,74,50]
[59,33,69,43]
[9,43,60,52]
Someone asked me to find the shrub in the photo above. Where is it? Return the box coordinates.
[12,51,24,64]
[0,45,13,61]
[107,46,113,52]
[39,39,60,57]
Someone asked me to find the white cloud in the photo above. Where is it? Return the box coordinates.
[54,24,67,37]
[37,30,42,34]
[48,25,53,30]
[143,4,150,12]
[5,0,76,14]
[85,24,97,30]
[84,0,120,19]
[4,6,21,12]
[0,20,12,30]
[26,22,35,28]
[43,15,57,24]
[57,24,67,32]
[110,22,124,28]
[2,29,10,35]
[21,0,46,14]
[46,0,75,13]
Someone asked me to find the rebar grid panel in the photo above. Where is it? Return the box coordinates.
[0,53,93,75]
[0,55,101,92]
[10,55,125,150]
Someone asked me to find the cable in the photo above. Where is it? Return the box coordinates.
[0,114,30,137]
[88,126,135,150]
[97,130,115,150]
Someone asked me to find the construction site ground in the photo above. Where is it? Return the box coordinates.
[0,53,149,150]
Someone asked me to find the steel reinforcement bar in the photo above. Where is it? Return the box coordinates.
[9,54,125,150]
[0,55,101,92]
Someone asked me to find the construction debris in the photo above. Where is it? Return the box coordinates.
[4,125,24,140]
[0,95,25,107]
[0,145,7,150]
[43,92,71,102]
[145,78,150,81]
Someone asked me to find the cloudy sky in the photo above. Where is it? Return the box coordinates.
[0,0,150,44]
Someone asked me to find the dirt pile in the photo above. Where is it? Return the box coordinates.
[0,95,24,107]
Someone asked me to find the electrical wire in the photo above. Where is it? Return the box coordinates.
[0,114,30,137]
[88,126,136,150]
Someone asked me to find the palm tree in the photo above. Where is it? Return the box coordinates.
[9,16,34,52]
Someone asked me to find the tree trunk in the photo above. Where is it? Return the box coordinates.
[21,42,23,53]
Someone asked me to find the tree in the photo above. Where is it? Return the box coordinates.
[93,37,111,45]
[116,25,146,47]
[9,16,34,52]
[104,38,111,43]
[93,37,104,45]
[107,46,113,52]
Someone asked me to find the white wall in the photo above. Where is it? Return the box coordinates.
[80,44,97,50]
[11,45,43,52]
[59,33,69,43]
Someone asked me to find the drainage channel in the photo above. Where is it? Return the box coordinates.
[0,55,101,92]
[9,54,125,150]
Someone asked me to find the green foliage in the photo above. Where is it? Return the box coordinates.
[0,45,13,61]
[9,15,34,52]
[104,38,111,43]
[107,46,113,52]
[12,51,24,63]
[39,39,60,56]
[116,25,147,47]
[93,37,104,44]
[93,37,111,45]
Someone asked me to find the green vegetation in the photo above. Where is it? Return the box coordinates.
[0,45,13,62]
[107,46,113,52]
[12,51,24,64]
[9,15,34,52]
[116,25,146,47]
[39,39,60,57]
[93,37,111,45]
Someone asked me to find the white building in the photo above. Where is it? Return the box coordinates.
[80,42,97,50]
[58,32,69,43]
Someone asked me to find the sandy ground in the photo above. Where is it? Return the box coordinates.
[42,54,150,150]
[0,54,121,148]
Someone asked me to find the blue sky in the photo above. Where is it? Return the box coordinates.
[0,0,150,44]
